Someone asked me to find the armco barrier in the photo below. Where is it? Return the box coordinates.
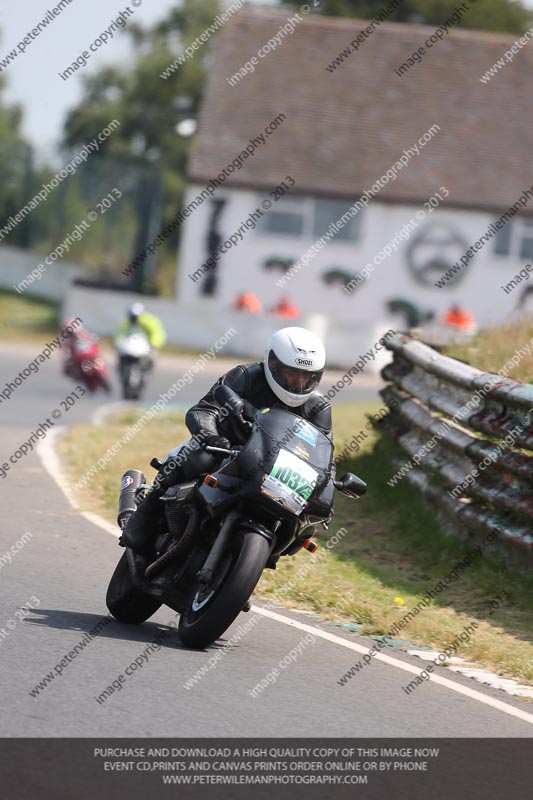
[379,333,533,569]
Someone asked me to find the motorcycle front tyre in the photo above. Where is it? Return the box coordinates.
[178,530,270,649]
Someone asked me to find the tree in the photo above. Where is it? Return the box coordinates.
[281,0,533,34]
[0,48,30,234]
[62,0,219,292]
[63,0,219,212]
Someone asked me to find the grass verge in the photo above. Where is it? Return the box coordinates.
[444,318,533,381]
[59,401,533,686]
[0,290,59,343]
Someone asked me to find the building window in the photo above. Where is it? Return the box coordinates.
[257,196,306,237]
[494,222,512,255]
[493,218,533,259]
[313,198,361,241]
[256,195,362,242]
[520,221,533,260]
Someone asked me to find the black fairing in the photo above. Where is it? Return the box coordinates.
[196,408,334,534]
[306,479,335,517]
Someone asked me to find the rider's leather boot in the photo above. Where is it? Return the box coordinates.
[120,488,162,553]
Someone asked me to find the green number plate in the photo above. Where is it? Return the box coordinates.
[262,449,318,514]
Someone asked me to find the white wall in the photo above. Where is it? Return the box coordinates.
[0,242,392,369]
[62,285,392,370]
[0,244,84,301]
[177,184,530,330]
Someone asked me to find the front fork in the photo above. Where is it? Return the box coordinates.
[196,511,277,589]
[196,510,241,588]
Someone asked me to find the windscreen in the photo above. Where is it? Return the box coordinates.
[254,407,332,471]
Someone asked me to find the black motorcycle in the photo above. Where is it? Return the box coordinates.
[106,385,367,649]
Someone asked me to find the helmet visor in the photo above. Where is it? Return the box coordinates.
[268,350,323,395]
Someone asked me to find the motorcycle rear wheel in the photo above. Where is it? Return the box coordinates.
[178,531,270,649]
[106,551,162,624]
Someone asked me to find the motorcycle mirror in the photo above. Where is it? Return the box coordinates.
[334,473,367,497]
[214,384,244,416]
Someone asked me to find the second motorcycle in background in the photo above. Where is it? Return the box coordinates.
[114,303,166,401]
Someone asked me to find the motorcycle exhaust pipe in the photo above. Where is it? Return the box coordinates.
[117,469,146,530]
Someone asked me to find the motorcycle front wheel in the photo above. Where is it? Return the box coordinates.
[96,373,112,394]
[120,361,129,399]
[106,551,162,624]
[178,531,270,649]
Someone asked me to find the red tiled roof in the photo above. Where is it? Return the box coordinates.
[188,10,533,213]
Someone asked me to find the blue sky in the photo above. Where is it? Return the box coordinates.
[1,0,185,158]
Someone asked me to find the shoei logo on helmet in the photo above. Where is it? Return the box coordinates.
[295,358,313,366]
[122,475,134,490]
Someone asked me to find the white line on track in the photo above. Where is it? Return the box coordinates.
[37,427,119,539]
[251,606,533,726]
[91,401,131,426]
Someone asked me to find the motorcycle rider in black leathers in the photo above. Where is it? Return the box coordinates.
[121,327,332,557]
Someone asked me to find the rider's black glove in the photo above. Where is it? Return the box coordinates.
[203,434,231,450]
[242,399,257,421]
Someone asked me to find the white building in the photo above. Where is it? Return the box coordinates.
[174,10,533,366]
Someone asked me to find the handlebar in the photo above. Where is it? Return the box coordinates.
[204,448,367,501]
[205,445,241,457]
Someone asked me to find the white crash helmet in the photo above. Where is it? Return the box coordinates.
[128,302,145,323]
[264,327,326,407]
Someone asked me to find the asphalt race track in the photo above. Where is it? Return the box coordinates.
[1,341,532,737]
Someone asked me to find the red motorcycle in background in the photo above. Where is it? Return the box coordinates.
[62,324,111,393]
